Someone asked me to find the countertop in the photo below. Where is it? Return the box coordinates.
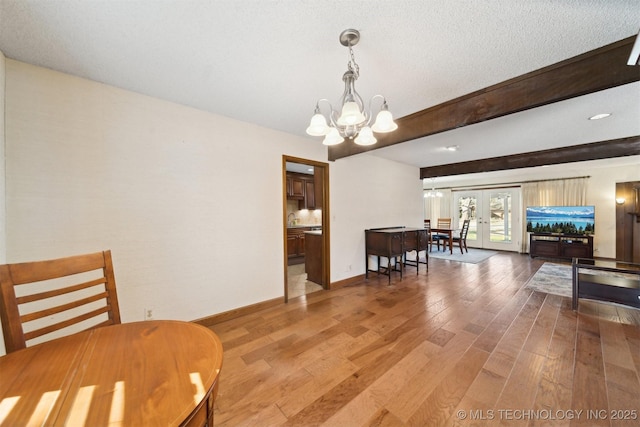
[287,224,322,229]
[304,230,322,235]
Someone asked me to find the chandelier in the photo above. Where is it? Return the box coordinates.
[424,179,443,198]
[306,29,398,146]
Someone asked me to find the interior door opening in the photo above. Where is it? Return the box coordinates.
[283,156,330,302]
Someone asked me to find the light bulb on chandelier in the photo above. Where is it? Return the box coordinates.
[424,178,443,198]
[305,29,398,146]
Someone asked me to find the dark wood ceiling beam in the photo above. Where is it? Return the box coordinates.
[328,35,640,161]
[420,136,640,179]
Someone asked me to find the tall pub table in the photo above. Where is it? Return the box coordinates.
[365,227,429,284]
[0,320,223,426]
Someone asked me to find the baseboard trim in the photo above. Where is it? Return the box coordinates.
[192,296,283,327]
[193,273,366,327]
[329,273,365,290]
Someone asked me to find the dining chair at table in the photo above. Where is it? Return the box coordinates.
[431,218,452,251]
[447,219,471,254]
[0,250,121,353]
[423,220,432,250]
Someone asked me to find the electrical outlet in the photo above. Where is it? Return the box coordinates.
[145,308,154,321]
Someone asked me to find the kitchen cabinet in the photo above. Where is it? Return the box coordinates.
[287,172,318,210]
[302,180,315,209]
[287,174,305,199]
[287,228,307,258]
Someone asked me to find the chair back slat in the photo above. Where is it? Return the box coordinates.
[23,307,113,342]
[0,250,121,353]
[20,291,110,323]
[460,220,471,239]
[16,277,107,304]
[5,251,108,284]
[437,218,452,228]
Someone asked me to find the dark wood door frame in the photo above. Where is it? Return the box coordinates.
[282,156,330,302]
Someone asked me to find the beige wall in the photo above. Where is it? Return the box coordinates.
[1,59,422,355]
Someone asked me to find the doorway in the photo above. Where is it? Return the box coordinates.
[453,188,521,251]
[616,181,640,263]
[283,156,330,302]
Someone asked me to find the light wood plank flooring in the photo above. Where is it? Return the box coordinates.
[210,252,640,426]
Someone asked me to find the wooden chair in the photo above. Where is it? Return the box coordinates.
[437,218,452,228]
[431,218,452,251]
[423,220,432,250]
[0,250,121,353]
[447,219,471,254]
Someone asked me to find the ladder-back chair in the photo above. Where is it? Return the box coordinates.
[0,250,121,353]
[448,219,471,254]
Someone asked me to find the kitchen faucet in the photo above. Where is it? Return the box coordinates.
[287,212,296,226]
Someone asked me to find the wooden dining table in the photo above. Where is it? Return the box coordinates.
[0,320,223,426]
[431,227,456,254]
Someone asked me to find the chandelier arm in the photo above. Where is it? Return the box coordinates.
[367,94,387,112]
[314,98,333,111]
[314,98,346,134]
[365,94,387,125]
[312,98,335,123]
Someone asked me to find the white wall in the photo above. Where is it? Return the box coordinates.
[331,154,423,281]
[1,59,423,355]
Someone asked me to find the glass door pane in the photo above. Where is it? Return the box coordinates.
[455,192,481,245]
[483,188,520,251]
[488,191,511,242]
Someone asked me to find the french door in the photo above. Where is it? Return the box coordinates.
[454,188,520,252]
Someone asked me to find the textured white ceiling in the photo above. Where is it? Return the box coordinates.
[0,0,638,174]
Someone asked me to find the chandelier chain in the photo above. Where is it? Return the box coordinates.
[348,46,360,78]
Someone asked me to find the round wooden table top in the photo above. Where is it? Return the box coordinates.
[0,320,223,426]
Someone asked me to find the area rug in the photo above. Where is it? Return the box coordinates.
[524,262,572,297]
[427,248,498,264]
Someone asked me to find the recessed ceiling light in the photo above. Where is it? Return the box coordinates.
[445,145,459,151]
[588,113,611,120]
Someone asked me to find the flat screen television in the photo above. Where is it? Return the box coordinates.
[526,205,595,235]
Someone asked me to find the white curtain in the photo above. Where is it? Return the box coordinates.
[520,177,589,253]
[521,182,539,253]
[424,189,452,221]
[563,177,588,205]
[537,180,565,206]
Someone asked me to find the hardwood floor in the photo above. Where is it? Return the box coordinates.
[209,252,640,426]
